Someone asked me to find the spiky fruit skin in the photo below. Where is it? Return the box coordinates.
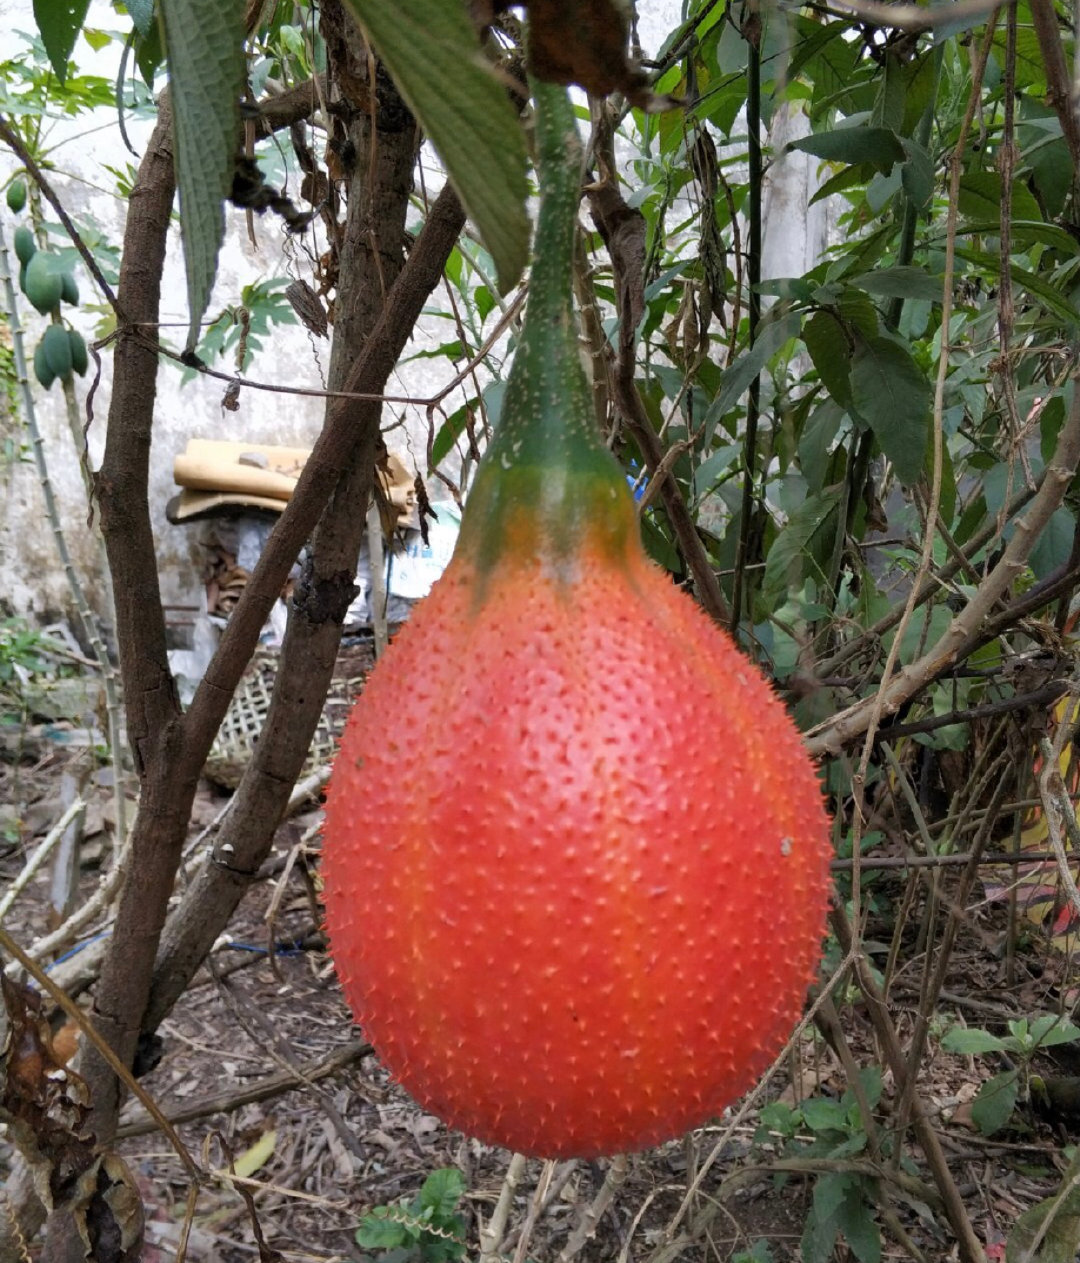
[323,516,831,1158]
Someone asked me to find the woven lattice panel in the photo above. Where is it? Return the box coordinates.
[204,647,370,790]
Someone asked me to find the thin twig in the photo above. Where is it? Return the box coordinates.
[1036,685,1080,926]
[480,1152,529,1259]
[0,115,122,315]
[808,0,1003,30]
[115,1038,371,1139]
[558,1154,629,1263]
[0,925,201,1180]
[0,798,85,923]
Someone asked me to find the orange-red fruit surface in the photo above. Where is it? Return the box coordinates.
[322,534,832,1158]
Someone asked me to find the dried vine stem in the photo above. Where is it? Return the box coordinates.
[558,1154,629,1263]
[807,369,1080,757]
[586,117,732,625]
[829,906,987,1262]
[114,1038,371,1139]
[480,1152,529,1259]
[642,957,851,1259]
[0,924,200,1182]
[508,1160,576,1263]
[844,13,996,924]
[1036,682,1080,925]
[1029,0,1080,168]
[826,0,1002,29]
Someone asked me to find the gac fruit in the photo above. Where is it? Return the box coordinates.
[322,81,832,1159]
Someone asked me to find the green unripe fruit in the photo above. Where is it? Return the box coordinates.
[23,252,62,315]
[33,339,56,390]
[6,180,26,214]
[13,225,35,267]
[59,271,79,306]
[68,329,88,377]
[41,324,73,381]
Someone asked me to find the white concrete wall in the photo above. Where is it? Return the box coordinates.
[0,0,823,631]
[0,0,464,628]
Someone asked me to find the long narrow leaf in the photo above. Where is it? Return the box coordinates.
[160,0,246,353]
[341,0,528,293]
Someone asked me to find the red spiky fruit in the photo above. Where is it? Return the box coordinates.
[321,82,832,1159]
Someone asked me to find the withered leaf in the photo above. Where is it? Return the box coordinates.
[473,0,666,107]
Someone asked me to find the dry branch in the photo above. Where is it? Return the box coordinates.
[807,378,1080,757]
[114,1038,370,1138]
[146,177,467,1035]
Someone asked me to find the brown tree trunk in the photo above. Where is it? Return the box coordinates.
[145,0,424,1028]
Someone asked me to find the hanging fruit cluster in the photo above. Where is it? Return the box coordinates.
[6,177,88,390]
[321,79,834,1159]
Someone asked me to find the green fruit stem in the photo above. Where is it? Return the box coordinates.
[457,78,635,574]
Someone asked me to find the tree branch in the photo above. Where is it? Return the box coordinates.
[1029,0,1080,172]
[807,378,1080,757]
[148,180,468,1034]
[587,162,732,624]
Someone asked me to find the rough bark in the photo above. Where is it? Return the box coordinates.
[145,179,468,1034]
[82,96,186,1139]
[70,82,340,1145]
[144,4,450,1031]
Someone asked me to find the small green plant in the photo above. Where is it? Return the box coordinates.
[0,616,47,683]
[942,1014,1080,1136]
[185,277,298,377]
[755,1068,886,1263]
[355,1167,467,1263]
[732,1242,776,1263]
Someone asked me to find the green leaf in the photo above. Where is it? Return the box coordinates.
[1030,507,1075,580]
[810,162,872,207]
[800,1095,851,1134]
[33,0,91,84]
[829,1131,870,1159]
[941,1026,1007,1055]
[799,400,844,492]
[836,289,880,336]
[813,1172,852,1223]
[160,0,246,353]
[431,400,474,468]
[127,0,155,38]
[955,247,1080,327]
[693,443,740,497]
[704,309,802,429]
[958,171,1044,223]
[762,488,842,611]
[733,1242,776,1263]
[802,1210,839,1263]
[803,1174,845,1263]
[851,267,943,303]
[419,1168,466,1220]
[958,220,1079,254]
[849,334,931,485]
[1029,1016,1080,1048]
[474,284,495,321]
[971,1069,1020,1136]
[803,309,852,407]
[341,0,528,293]
[789,126,906,173]
[900,137,934,209]
[134,17,164,85]
[356,1207,409,1249]
[837,1182,882,1263]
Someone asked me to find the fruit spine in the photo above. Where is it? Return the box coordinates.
[322,80,833,1158]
